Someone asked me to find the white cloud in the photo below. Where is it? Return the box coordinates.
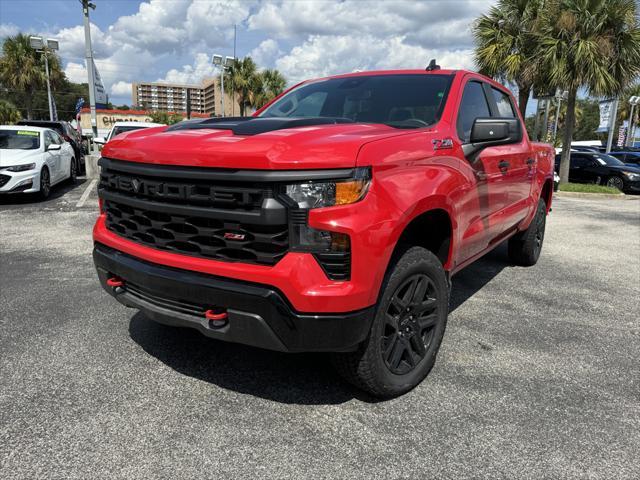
[276,35,475,85]
[23,0,492,104]
[0,23,20,39]
[249,39,281,68]
[158,53,217,85]
[111,81,132,96]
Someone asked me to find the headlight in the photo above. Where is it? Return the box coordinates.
[6,163,36,172]
[622,171,640,181]
[285,167,371,209]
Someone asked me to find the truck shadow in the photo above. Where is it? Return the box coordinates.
[128,243,510,404]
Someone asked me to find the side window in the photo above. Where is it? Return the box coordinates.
[44,131,53,149]
[491,88,516,117]
[457,81,491,142]
[570,155,588,168]
[51,131,63,144]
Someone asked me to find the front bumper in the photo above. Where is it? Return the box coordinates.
[94,243,374,352]
[0,169,39,193]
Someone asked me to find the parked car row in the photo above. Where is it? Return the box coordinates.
[0,125,78,199]
[555,151,640,193]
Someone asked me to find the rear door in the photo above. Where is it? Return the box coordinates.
[44,131,62,181]
[568,154,591,183]
[455,79,508,261]
[484,84,533,229]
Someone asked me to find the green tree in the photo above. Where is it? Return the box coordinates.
[538,0,640,183]
[149,110,183,125]
[223,56,259,116]
[0,33,65,120]
[473,0,544,116]
[0,99,21,124]
[254,69,287,109]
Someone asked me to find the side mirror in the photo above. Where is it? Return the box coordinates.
[94,137,106,145]
[462,117,522,161]
[47,144,61,151]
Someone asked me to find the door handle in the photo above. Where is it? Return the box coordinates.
[498,160,510,172]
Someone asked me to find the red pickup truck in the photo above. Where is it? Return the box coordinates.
[94,68,554,397]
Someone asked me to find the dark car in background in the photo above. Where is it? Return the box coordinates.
[609,151,640,167]
[17,120,85,173]
[555,151,640,193]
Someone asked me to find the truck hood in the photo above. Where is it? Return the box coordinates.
[101,122,407,170]
[0,149,40,168]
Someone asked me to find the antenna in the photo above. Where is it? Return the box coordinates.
[426,59,440,71]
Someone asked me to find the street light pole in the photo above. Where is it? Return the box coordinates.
[81,0,98,139]
[212,55,236,117]
[29,36,59,121]
[220,70,225,117]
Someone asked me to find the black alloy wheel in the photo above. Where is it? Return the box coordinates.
[382,274,440,375]
[39,167,51,199]
[606,176,624,191]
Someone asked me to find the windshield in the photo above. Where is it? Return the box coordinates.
[0,130,40,150]
[110,125,145,139]
[593,154,625,166]
[259,74,454,129]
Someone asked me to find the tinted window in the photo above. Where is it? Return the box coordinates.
[570,155,592,168]
[0,130,40,150]
[592,153,625,166]
[457,81,491,142]
[260,74,453,129]
[44,131,53,149]
[491,87,516,117]
[50,131,63,144]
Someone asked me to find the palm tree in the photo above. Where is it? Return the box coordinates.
[473,0,544,116]
[538,0,640,183]
[223,57,259,116]
[0,33,64,120]
[255,69,287,109]
[0,99,21,124]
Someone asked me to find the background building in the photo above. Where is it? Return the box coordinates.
[132,77,238,116]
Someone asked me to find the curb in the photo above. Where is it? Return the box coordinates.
[555,191,636,200]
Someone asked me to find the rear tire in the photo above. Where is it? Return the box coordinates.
[508,198,547,266]
[331,247,449,398]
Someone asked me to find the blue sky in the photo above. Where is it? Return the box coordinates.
[1,0,506,107]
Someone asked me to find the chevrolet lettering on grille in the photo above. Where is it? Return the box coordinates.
[107,174,255,207]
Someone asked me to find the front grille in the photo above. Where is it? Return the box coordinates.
[0,174,10,188]
[105,200,288,265]
[100,159,289,266]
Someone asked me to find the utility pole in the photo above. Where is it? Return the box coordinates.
[552,90,568,144]
[81,0,98,139]
[605,98,619,153]
[232,24,236,116]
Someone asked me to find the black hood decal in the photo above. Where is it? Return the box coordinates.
[166,116,355,136]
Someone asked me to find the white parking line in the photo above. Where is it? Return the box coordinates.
[76,178,97,208]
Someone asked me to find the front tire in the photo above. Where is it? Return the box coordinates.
[508,198,547,266]
[331,247,449,398]
[38,166,51,200]
[605,176,624,191]
[68,158,77,184]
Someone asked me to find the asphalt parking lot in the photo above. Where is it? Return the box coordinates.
[1,181,639,479]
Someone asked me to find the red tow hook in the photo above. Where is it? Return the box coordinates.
[106,277,124,288]
[205,309,228,328]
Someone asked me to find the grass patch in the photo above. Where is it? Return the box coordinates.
[558,183,622,194]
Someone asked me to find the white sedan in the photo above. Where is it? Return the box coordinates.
[0,125,77,199]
